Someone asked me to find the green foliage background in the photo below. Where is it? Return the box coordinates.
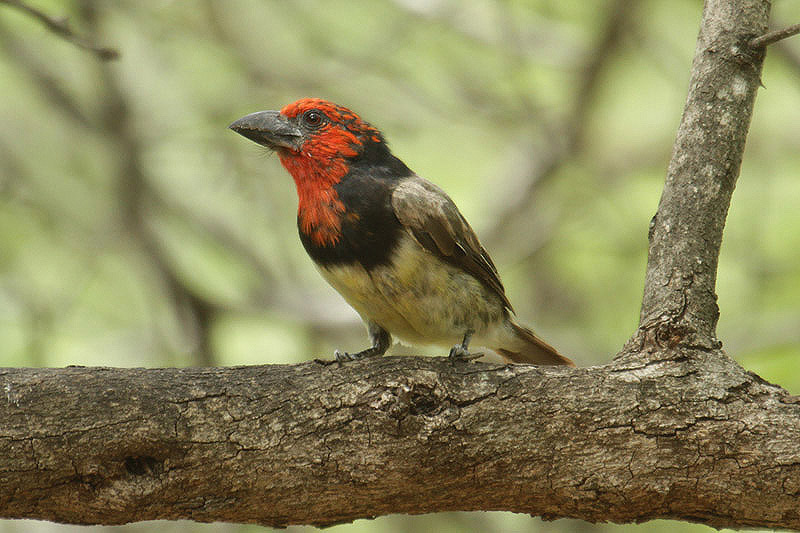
[0,1,798,532]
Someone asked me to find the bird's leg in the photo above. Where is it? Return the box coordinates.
[335,322,391,362]
[448,330,483,361]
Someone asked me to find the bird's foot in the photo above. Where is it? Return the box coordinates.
[448,330,483,361]
[334,347,383,362]
[448,344,484,361]
[333,325,391,363]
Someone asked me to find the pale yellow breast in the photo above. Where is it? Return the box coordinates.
[317,232,506,347]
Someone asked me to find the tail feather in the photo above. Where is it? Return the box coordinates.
[496,320,575,366]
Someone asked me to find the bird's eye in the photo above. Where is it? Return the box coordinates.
[302,110,324,128]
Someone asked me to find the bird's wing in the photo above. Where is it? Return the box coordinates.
[391,176,513,312]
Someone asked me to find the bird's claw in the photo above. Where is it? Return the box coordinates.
[334,348,382,362]
[334,350,359,362]
[448,344,483,361]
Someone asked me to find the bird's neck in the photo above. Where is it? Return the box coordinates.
[279,151,347,248]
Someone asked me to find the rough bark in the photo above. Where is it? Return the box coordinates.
[2,0,796,530]
[1,356,799,530]
[637,0,768,350]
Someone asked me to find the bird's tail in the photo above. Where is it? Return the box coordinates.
[495,319,575,366]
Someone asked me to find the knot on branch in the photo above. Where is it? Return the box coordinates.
[124,455,163,477]
[704,31,766,76]
[363,370,501,440]
[637,260,722,359]
[642,316,693,349]
[624,313,722,360]
[373,382,445,420]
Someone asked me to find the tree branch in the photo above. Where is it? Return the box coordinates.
[635,0,769,352]
[1,356,799,529]
[750,22,800,48]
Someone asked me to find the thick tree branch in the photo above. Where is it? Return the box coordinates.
[1,356,799,529]
[635,0,769,352]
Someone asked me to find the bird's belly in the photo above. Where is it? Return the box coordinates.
[316,233,506,347]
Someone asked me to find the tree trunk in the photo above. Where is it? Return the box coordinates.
[2,0,796,530]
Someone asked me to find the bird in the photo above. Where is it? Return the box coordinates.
[229,98,574,366]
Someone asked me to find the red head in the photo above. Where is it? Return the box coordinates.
[279,98,383,159]
[229,98,385,246]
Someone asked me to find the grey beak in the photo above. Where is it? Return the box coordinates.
[228,110,304,151]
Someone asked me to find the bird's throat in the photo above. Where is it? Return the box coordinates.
[279,151,347,247]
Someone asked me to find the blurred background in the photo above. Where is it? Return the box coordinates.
[1,0,798,532]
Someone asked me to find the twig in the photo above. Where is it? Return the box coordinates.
[749,22,800,48]
[0,0,118,59]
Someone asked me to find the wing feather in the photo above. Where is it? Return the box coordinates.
[391,176,513,312]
